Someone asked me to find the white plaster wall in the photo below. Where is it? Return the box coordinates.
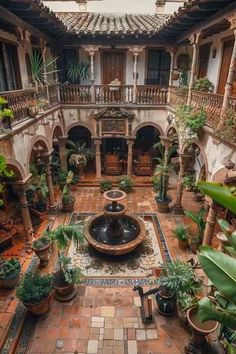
[199,28,234,93]
[62,108,96,136]
[204,136,236,179]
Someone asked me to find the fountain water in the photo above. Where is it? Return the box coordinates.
[84,190,146,255]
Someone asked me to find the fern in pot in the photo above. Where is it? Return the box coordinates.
[61,171,75,212]
[174,224,189,250]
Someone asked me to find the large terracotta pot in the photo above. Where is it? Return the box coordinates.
[186,306,218,347]
[23,294,52,316]
[178,239,188,250]
[155,196,172,213]
[53,271,77,302]
[32,240,52,267]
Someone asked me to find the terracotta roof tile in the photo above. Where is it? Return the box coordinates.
[56,12,170,36]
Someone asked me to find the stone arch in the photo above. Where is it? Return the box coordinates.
[66,122,93,137]
[52,124,64,140]
[26,135,50,175]
[133,122,164,137]
[5,157,26,181]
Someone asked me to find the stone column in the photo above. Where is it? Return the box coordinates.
[202,201,219,245]
[187,33,201,105]
[172,153,189,215]
[94,139,102,179]
[58,136,68,172]
[43,152,57,213]
[127,140,134,177]
[220,17,236,122]
[129,46,145,103]
[83,45,100,103]
[14,184,34,251]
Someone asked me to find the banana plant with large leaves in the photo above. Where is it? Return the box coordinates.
[196,182,236,332]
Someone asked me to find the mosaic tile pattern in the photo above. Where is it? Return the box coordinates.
[69,212,171,281]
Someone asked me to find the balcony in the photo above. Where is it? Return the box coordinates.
[0,84,235,145]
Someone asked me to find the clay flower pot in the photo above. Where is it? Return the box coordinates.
[32,239,52,267]
[28,106,39,118]
[155,289,176,316]
[155,196,172,213]
[53,271,77,302]
[24,294,52,316]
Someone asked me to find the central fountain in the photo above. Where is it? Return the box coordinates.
[84,190,146,255]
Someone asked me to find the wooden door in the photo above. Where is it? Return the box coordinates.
[198,43,211,78]
[218,39,234,94]
[102,51,125,84]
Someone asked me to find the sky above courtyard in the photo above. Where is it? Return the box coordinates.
[43,0,183,13]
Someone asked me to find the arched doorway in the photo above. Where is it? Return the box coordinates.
[133,125,161,156]
[68,126,92,148]
[67,125,94,177]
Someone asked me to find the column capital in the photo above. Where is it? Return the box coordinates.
[128,46,145,57]
[165,46,177,55]
[229,15,236,30]
[189,32,201,46]
[58,135,68,145]
[42,149,54,163]
[127,139,135,146]
[83,45,101,56]
[94,139,102,146]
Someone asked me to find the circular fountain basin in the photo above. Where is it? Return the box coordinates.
[84,213,146,256]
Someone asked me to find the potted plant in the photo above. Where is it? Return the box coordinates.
[118,175,134,193]
[183,174,195,191]
[175,104,206,137]
[100,180,113,193]
[184,207,206,253]
[0,258,21,289]
[28,171,48,212]
[32,236,52,267]
[154,159,172,213]
[47,225,84,301]
[67,141,94,178]
[193,77,214,92]
[173,224,189,250]
[0,97,14,130]
[16,271,53,315]
[152,175,160,193]
[27,99,39,118]
[0,154,14,206]
[61,171,75,212]
[156,260,200,316]
[193,185,204,202]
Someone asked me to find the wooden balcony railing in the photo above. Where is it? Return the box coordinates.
[0,88,35,122]
[136,85,168,105]
[59,85,91,104]
[94,85,133,104]
[190,90,223,128]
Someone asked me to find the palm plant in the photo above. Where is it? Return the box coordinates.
[184,207,206,243]
[153,141,177,164]
[67,140,94,176]
[67,60,90,83]
[28,166,48,211]
[29,50,59,92]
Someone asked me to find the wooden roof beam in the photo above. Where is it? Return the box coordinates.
[0,5,52,44]
[176,1,236,43]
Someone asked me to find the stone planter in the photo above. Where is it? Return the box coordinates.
[23,294,52,316]
[32,240,52,267]
[0,266,21,289]
[28,106,39,118]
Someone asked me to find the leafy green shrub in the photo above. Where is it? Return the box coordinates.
[0,259,20,279]
[157,260,201,297]
[183,174,195,190]
[174,224,188,242]
[193,77,213,92]
[58,254,82,285]
[32,236,51,250]
[16,271,53,304]
[100,180,113,192]
[118,175,134,193]
[176,104,206,133]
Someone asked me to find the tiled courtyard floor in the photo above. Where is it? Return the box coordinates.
[1,184,217,353]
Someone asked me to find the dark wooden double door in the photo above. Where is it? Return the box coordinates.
[102,51,125,84]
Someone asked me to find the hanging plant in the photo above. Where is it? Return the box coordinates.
[175,104,206,135]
